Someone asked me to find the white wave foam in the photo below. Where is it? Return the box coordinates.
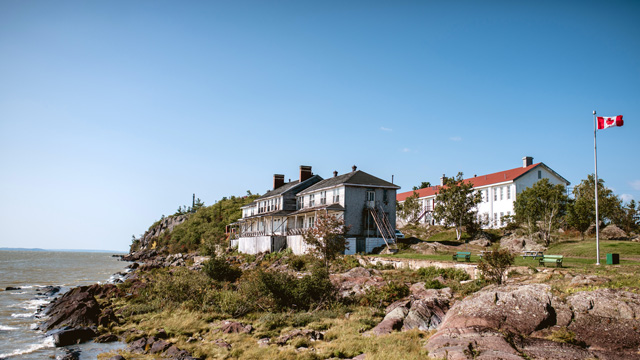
[8,291,27,295]
[10,313,33,318]
[0,336,54,358]
[23,299,49,310]
[0,325,18,331]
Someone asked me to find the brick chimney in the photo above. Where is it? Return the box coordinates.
[440,174,446,186]
[352,165,357,172]
[333,170,338,177]
[299,165,312,182]
[273,174,285,190]
[522,156,533,168]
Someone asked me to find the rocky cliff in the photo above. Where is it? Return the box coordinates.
[134,214,189,252]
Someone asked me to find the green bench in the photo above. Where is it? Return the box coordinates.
[452,251,471,262]
[539,255,563,268]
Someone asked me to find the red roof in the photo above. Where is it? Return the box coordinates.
[397,163,542,202]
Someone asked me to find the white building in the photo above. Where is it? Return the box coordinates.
[396,157,570,228]
[231,165,400,255]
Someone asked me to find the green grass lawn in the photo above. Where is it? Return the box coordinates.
[375,240,640,268]
[547,239,640,258]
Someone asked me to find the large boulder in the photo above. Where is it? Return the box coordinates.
[424,284,570,359]
[424,285,640,359]
[566,289,640,355]
[331,267,385,298]
[600,224,628,240]
[370,288,451,335]
[41,286,102,331]
[50,326,96,347]
[500,233,545,253]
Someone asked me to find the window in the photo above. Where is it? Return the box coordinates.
[297,197,304,209]
[500,187,504,200]
[493,188,497,201]
[309,194,315,207]
[320,191,327,205]
[507,186,511,200]
[494,213,497,225]
[425,199,431,211]
[307,216,315,228]
[538,170,542,179]
[333,188,340,203]
[367,191,375,202]
[500,212,504,226]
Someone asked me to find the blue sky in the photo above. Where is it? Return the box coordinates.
[1,0,638,251]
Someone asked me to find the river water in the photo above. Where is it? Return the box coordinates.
[0,250,129,359]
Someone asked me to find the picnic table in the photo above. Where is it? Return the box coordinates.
[521,250,544,259]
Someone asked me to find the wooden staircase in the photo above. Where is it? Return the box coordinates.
[369,202,398,253]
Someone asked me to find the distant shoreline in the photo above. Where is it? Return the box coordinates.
[0,247,127,254]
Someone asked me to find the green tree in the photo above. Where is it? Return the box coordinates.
[566,175,623,238]
[620,200,640,234]
[303,213,350,269]
[513,178,568,246]
[433,172,482,241]
[477,245,514,285]
[397,190,422,224]
[412,181,432,191]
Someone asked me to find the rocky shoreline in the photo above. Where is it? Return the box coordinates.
[34,251,204,360]
[36,247,640,360]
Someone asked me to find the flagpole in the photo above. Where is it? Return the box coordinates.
[593,110,600,266]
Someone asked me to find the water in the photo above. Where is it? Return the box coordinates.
[0,250,129,359]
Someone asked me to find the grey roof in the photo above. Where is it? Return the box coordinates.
[298,170,400,195]
[257,174,324,200]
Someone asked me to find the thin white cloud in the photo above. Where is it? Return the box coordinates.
[449,136,462,141]
[621,194,634,203]
[380,126,393,132]
[402,148,410,153]
[630,180,640,190]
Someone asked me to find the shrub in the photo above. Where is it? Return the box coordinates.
[148,268,216,311]
[477,246,515,284]
[240,266,336,311]
[218,289,252,317]
[361,281,410,308]
[202,254,242,283]
[423,279,445,289]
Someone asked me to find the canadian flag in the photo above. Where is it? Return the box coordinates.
[597,115,623,130]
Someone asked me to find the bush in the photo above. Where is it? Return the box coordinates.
[360,281,410,308]
[240,266,336,311]
[147,268,216,311]
[202,254,242,283]
[218,289,252,317]
[477,246,515,284]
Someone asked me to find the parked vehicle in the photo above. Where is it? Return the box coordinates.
[395,229,404,239]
